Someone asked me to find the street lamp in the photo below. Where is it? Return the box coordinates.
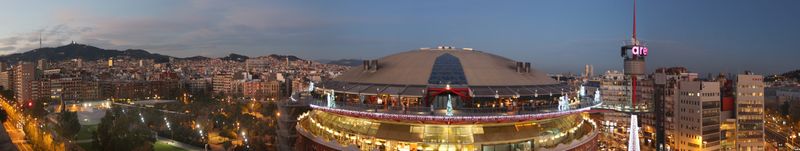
[164,117,174,141]
[196,123,208,151]
[241,131,249,150]
[196,123,205,141]
[139,113,145,123]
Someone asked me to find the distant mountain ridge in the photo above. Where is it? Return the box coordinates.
[0,43,306,64]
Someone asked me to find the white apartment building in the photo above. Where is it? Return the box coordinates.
[734,74,765,150]
[675,81,721,151]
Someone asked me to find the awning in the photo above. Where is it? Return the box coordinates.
[398,86,426,97]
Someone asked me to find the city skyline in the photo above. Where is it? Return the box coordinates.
[1,0,798,74]
[0,1,797,150]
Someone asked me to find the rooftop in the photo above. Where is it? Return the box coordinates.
[332,47,558,86]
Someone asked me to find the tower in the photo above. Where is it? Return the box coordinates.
[622,0,648,150]
[621,0,648,109]
[584,64,594,79]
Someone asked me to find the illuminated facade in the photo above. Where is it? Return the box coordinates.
[674,81,721,151]
[294,47,601,151]
[14,62,35,103]
[734,74,765,150]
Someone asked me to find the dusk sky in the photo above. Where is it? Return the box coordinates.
[0,0,798,74]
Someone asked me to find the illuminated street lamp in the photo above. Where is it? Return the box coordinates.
[196,123,205,140]
[196,123,209,151]
[164,117,174,141]
[139,113,145,123]
[241,131,249,150]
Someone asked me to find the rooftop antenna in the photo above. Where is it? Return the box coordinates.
[39,31,42,49]
[631,0,639,46]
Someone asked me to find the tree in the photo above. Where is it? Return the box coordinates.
[0,90,13,100]
[24,98,50,118]
[94,107,156,151]
[58,111,81,139]
[0,109,7,122]
[781,101,790,116]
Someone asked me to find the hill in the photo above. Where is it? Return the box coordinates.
[0,43,173,63]
[0,43,312,65]
[220,53,249,62]
[781,69,800,81]
[267,54,302,62]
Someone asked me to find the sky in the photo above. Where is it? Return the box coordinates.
[0,0,798,75]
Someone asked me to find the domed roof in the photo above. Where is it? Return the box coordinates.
[332,47,558,86]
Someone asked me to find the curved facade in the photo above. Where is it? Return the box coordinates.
[296,47,601,151]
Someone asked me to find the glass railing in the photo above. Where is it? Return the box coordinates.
[594,103,651,113]
[304,98,601,117]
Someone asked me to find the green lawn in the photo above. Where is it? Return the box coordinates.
[154,141,189,151]
[78,142,97,151]
[76,125,98,140]
[76,125,99,151]
[74,125,188,151]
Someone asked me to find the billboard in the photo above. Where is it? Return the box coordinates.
[621,45,649,58]
[631,46,648,56]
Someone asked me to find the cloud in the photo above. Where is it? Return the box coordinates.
[0,1,330,57]
[0,24,90,55]
[81,1,328,57]
[0,46,14,51]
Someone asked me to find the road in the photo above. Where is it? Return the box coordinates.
[2,121,32,151]
[0,97,63,151]
[764,112,800,150]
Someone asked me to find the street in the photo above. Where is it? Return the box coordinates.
[765,111,800,150]
[2,121,32,151]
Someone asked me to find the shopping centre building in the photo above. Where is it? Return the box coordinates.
[294,47,602,151]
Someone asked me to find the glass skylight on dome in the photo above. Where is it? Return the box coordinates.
[428,53,467,85]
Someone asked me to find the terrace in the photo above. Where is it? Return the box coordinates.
[295,93,602,123]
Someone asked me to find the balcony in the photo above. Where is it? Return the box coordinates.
[703,119,720,127]
[307,98,601,117]
[703,141,720,148]
[737,112,763,116]
[702,102,720,109]
[702,112,719,118]
[737,120,763,124]
[702,127,720,135]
